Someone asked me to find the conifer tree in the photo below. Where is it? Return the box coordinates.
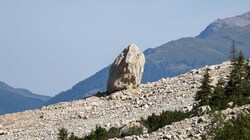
[245,59,250,96]
[68,132,79,140]
[230,41,238,63]
[247,60,250,80]
[58,128,69,140]
[195,69,213,106]
[225,51,248,96]
[211,78,226,107]
[247,60,250,82]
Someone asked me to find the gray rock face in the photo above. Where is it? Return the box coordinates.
[107,44,145,94]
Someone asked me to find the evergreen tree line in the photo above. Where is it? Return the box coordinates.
[57,124,145,140]
[196,44,250,139]
[58,126,121,140]
[195,50,250,110]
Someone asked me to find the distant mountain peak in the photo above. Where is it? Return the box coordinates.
[0,81,51,114]
[217,11,250,27]
[239,11,250,19]
[198,11,250,38]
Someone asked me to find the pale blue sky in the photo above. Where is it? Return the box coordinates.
[0,0,249,96]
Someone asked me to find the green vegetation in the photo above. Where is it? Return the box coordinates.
[195,44,250,139]
[58,128,69,140]
[76,126,114,140]
[194,69,213,106]
[229,41,238,62]
[68,132,79,140]
[225,51,249,96]
[120,125,144,137]
[209,78,227,109]
[141,110,190,133]
[106,127,120,138]
[194,50,250,111]
[203,113,250,140]
[83,126,109,140]
[57,125,143,140]
[213,113,250,140]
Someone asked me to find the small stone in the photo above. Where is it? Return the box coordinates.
[184,106,193,112]
[143,134,149,138]
[164,134,172,139]
[197,105,211,116]
[124,136,133,140]
[104,123,110,127]
[172,136,179,140]
[120,95,127,101]
[197,118,203,123]
[228,102,234,107]
[78,112,88,119]
[120,122,147,137]
[0,130,6,135]
[135,136,144,140]
[144,104,150,108]
[194,134,200,139]
[158,132,163,136]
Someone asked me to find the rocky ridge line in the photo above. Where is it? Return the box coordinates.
[0,61,234,140]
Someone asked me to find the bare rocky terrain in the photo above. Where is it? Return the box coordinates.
[1,60,247,140]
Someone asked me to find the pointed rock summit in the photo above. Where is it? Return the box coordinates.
[107,44,145,94]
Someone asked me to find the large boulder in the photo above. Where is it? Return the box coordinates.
[107,44,145,94]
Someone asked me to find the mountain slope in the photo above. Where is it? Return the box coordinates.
[198,11,250,38]
[0,60,236,139]
[143,24,250,82]
[44,11,250,106]
[0,81,51,114]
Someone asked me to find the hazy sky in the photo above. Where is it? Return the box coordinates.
[0,0,250,96]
